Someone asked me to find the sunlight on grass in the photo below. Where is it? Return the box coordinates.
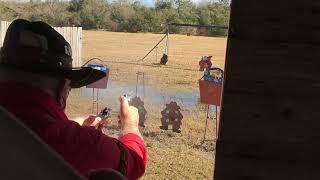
[65,31,225,179]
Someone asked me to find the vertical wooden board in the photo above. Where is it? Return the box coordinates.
[0,21,3,46]
[71,27,75,67]
[215,0,320,179]
[79,28,82,67]
[69,27,73,64]
[73,27,77,67]
[63,27,67,43]
[75,27,79,67]
[0,21,10,46]
[215,155,320,180]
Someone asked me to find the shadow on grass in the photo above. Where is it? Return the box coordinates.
[193,139,216,152]
[142,129,184,144]
[105,124,120,131]
[142,131,158,138]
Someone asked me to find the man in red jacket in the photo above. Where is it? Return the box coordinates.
[0,19,146,179]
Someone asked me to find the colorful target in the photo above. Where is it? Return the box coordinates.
[160,101,183,133]
[199,56,213,71]
[199,67,224,105]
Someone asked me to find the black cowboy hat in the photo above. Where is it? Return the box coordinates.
[0,19,105,88]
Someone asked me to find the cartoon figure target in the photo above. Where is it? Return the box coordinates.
[199,56,213,71]
[160,101,183,133]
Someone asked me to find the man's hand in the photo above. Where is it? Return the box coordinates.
[82,115,104,130]
[118,96,142,138]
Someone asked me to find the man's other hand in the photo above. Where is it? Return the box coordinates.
[72,116,104,130]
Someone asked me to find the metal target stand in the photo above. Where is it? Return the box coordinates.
[203,104,219,142]
[132,71,147,127]
[92,88,100,115]
[139,26,169,64]
[83,63,109,115]
[135,71,146,100]
[199,66,223,143]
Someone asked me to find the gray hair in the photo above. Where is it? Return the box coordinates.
[0,66,61,98]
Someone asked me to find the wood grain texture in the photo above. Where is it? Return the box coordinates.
[215,0,320,179]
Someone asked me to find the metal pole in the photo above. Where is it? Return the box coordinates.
[142,72,145,101]
[96,89,99,114]
[216,105,218,138]
[161,93,166,107]
[203,104,210,142]
[92,88,95,114]
[139,34,168,62]
[166,30,169,60]
[155,46,158,64]
[136,72,139,97]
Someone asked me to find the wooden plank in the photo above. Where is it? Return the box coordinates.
[216,138,320,163]
[0,21,10,47]
[79,27,82,67]
[229,1,320,43]
[220,94,320,140]
[215,154,320,180]
[215,0,320,179]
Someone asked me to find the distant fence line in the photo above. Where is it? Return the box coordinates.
[0,21,82,67]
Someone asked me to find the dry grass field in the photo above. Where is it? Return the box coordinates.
[66,31,227,179]
[82,31,227,91]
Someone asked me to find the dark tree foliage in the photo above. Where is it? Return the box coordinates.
[0,0,230,36]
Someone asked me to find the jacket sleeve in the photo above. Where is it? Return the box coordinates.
[119,133,147,179]
[45,120,147,180]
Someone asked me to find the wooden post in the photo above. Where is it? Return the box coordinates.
[155,46,158,64]
[96,89,99,114]
[203,104,210,142]
[166,26,169,61]
[215,1,320,179]
[215,105,218,138]
[135,73,139,97]
[142,72,145,101]
[92,88,95,114]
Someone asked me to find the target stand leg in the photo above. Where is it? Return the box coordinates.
[92,88,100,115]
[202,104,210,143]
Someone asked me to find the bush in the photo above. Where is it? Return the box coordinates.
[0,0,230,36]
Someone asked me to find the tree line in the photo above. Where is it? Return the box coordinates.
[0,0,230,36]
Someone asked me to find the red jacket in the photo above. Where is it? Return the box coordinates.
[0,82,147,179]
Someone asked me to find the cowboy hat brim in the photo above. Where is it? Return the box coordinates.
[0,63,106,88]
[65,67,106,88]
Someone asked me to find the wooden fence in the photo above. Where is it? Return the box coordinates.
[0,21,82,67]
